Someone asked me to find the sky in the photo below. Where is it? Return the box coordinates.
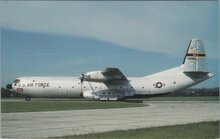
[1,1,219,88]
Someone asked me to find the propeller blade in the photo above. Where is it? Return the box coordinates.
[79,74,85,83]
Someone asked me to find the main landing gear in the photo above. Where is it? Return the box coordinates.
[25,96,31,101]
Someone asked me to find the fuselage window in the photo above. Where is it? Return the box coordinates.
[13,79,20,86]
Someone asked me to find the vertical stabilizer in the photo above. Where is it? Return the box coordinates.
[182,39,208,72]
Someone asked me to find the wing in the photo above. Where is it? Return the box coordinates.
[102,68,127,82]
[101,68,134,95]
[82,68,128,84]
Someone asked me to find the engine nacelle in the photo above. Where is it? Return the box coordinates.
[83,71,107,82]
[83,90,100,99]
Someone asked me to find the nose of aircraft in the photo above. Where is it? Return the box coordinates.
[6,84,12,89]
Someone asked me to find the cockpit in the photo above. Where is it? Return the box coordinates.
[13,79,21,86]
[6,78,21,89]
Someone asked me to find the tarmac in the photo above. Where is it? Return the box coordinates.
[1,101,220,138]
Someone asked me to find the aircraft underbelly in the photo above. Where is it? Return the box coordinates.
[23,87,81,98]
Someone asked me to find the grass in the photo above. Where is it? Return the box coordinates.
[1,96,218,113]
[146,96,219,101]
[56,121,219,139]
[1,99,144,113]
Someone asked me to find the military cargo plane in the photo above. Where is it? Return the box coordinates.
[6,39,214,101]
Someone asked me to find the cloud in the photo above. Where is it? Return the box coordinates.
[1,1,218,58]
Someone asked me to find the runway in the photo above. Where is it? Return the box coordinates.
[1,101,220,138]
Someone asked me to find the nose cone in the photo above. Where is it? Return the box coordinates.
[6,84,12,89]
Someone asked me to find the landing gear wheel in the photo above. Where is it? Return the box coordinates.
[25,97,31,101]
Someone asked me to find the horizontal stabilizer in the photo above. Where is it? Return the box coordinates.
[183,71,214,78]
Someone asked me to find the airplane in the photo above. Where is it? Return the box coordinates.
[6,39,214,101]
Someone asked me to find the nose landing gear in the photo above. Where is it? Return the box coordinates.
[25,96,31,101]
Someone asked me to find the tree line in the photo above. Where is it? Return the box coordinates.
[169,87,219,96]
[1,88,24,98]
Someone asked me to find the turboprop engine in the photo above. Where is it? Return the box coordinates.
[83,71,107,82]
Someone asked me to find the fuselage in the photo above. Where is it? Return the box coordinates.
[11,65,213,100]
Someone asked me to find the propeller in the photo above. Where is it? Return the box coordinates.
[79,74,85,83]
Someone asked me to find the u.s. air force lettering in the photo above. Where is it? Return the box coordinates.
[23,83,50,88]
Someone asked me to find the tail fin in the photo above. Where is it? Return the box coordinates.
[182,39,208,72]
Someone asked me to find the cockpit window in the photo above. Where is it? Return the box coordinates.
[13,79,20,86]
